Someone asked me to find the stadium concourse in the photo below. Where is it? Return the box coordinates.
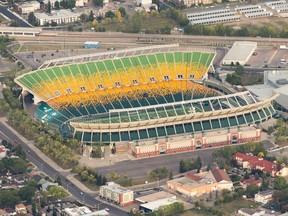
[15,44,278,158]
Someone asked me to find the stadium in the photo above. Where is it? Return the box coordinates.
[15,44,278,157]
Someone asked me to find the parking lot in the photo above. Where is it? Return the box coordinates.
[247,46,288,68]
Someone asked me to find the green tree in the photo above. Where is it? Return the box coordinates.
[149,167,168,180]
[57,176,62,185]
[118,7,126,17]
[273,176,288,190]
[105,10,115,18]
[54,0,60,9]
[47,0,51,14]
[132,12,142,33]
[89,10,94,22]
[19,183,36,203]
[246,183,259,198]
[93,0,103,7]
[32,202,37,216]
[80,14,88,22]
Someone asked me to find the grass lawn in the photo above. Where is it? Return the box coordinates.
[214,199,260,215]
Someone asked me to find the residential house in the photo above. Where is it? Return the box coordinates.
[254,190,274,204]
[167,168,233,197]
[233,153,278,177]
[15,204,27,215]
[238,208,266,216]
[0,148,7,159]
[240,178,262,189]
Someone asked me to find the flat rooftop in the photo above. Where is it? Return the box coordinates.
[136,191,176,203]
[34,10,81,19]
[140,198,179,211]
[222,41,257,64]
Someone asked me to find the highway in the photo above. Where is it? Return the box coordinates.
[0,122,128,216]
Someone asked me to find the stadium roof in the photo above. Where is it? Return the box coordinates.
[222,41,257,65]
[70,91,259,124]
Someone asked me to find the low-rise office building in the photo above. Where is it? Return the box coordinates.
[100,182,134,206]
[15,1,40,15]
[34,10,81,26]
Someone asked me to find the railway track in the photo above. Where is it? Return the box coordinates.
[13,30,288,47]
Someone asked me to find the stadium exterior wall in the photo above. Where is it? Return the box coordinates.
[129,127,261,158]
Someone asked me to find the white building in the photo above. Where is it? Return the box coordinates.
[34,10,81,26]
[254,190,274,204]
[139,197,180,213]
[136,0,152,6]
[15,1,40,14]
[75,0,88,7]
[222,41,257,65]
[100,182,134,206]
[63,206,109,216]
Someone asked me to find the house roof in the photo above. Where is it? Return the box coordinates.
[240,178,262,185]
[15,203,26,209]
[233,152,277,174]
[233,152,257,163]
[252,159,277,173]
[185,173,203,181]
[0,148,6,153]
[211,168,231,182]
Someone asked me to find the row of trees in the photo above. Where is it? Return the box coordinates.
[148,167,169,181]
[179,156,202,173]
[184,23,288,38]
[1,84,80,168]
[72,166,107,186]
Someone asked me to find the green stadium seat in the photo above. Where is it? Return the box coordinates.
[102,133,110,142]
[166,126,175,135]
[83,132,91,142]
[252,111,260,121]
[220,118,229,128]
[139,129,148,139]
[193,122,202,132]
[174,52,183,63]
[92,132,101,142]
[75,131,83,140]
[120,131,129,141]
[237,115,246,124]
[130,131,139,141]
[148,128,157,138]
[111,132,120,142]
[244,113,253,123]
[211,119,220,129]
[184,123,193,133]
[228,116,237,126]
[175,124,185,134]
[157,127,166,137]
[202,120,212,130]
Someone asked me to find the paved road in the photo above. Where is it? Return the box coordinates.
[97,140,276,179]
[0,6,31,27]
[0,122,128,216]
